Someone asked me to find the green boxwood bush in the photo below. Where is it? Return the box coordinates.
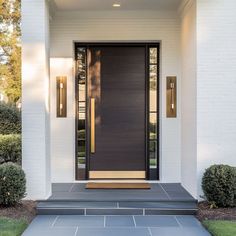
[0,134,21,165]
[202,164,236,207]
[0,102,21,134]
[0,163,26,206]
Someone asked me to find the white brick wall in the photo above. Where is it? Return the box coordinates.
[21,0,51,199]
[197,0,236,196]
[181,0,197,197]
[50,58,75,182]
[50,10,182,183]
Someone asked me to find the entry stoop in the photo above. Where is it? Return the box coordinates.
[36,183,198,216]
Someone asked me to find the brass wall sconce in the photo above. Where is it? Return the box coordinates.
[56,76,67,117]
[166,76,177,118]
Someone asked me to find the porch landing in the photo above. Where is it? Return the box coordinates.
[37,183,198,215]
[48,183,195,202]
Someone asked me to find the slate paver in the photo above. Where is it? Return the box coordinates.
[22,215,211,236]
[176,215,203,227]
[54,215,104,227]
[134,215,179,227]
[23,227,77,236]
[76,228,150,236]
[150,226,211,236]
[26,215,58,228]
[105,216,135,227]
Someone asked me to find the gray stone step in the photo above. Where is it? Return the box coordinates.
[37,201,197,215]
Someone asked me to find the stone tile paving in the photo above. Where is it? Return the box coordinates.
[22,215,211,236]
[48,183,195,201]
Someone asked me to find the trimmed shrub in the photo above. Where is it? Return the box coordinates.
[202,164,236,207]
[0,102,21,134]
[0,163,26,206]
[0,134,21,165]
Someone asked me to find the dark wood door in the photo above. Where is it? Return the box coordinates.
[88,46,146,179]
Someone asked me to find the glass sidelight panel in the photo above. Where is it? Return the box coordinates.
[149,113,157,140]
[150,48,157,64]
[76,47,87,180]
[149,140,157,168]
[148,46,159,179]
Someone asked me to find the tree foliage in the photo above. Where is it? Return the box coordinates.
[0,0,21,103]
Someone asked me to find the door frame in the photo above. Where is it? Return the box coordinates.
[74,42,160,180]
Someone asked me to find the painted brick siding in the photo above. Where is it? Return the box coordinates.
[197,0,236,196]
[21,0,51,199]
[181,1,197,197]
[50,10,182,183]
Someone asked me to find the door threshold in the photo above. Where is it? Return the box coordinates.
[87,180,148,183]
[73,180,160,183]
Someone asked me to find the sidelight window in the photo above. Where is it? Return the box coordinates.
[148,46,159,179]
[76,47,87,180]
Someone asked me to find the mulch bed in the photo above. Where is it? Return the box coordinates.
[197,201,236,221]
[0,200,36,223]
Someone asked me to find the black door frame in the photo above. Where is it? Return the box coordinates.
[74,42,160,180]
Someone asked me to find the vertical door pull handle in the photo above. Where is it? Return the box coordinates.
[91,98,95,153]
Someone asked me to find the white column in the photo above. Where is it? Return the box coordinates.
[21,0,51,199]
[197,0,236,197]
[180,0,197,198]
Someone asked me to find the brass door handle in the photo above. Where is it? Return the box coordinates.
[90,98,95,153]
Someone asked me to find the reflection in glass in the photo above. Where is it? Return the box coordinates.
[149,140,156,153]
[78,128,85,139]
[149,140,157,168]
[149,90,157,112]
[148,47,158,177]
[149,113,157,140]
[79,84,86,101]
[150,65,157,81]
[77,48,86,84]
[150,48,157,64]
[77,47,87,180]
[78,102,86,113]
[150,159,157,168]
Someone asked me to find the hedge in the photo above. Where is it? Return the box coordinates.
[0,134,21,165]
[0,163,26,206]
[202,164,236,207]
[0,102,21,134]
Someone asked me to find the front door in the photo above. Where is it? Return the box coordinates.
[88,46,146,179]
[76,43,159,180]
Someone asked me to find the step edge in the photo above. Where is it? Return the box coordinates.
[37,199,198,203]
[37,207,197,211]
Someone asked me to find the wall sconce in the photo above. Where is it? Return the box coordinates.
[56,76,67,117]
[166,76,177,118]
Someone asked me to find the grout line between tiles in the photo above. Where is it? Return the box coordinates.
[148,227,153,236]
[132,215,137,227]
[174,216,182,228]
[51,215,59,227]
[74,226,78,236]
[159,184,171,200]
[69,184,74,192]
